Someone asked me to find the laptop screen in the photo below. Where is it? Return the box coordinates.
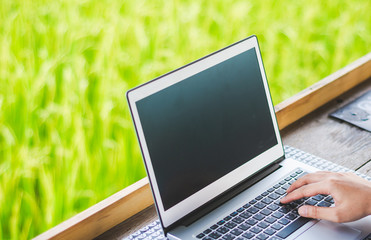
[136,48,277,211]
[127,36,283,228]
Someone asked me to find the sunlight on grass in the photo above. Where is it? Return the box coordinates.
[0,0,370,239]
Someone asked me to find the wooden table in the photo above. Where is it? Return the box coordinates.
[34,53,371,240]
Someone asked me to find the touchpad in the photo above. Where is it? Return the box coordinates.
[297,220,361,240]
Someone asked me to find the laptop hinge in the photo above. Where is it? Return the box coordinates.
[164,158,283,234]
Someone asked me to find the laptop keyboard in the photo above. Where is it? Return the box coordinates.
[195,168,332,240]
[123,146,371,240]
[125,220,165,240]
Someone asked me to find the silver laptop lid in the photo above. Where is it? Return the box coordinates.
[127,35,284,229]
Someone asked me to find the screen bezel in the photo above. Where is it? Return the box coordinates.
[127,35,284,228]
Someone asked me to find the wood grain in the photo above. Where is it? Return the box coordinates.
[33,178,153,240]
[358,161,371,176]
[275,52,371,130]
[281,78,371,171]
[95,205,157,240]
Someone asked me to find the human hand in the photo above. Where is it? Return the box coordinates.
[280,171,371,223]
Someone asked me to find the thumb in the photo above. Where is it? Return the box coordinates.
[298,205,337,222]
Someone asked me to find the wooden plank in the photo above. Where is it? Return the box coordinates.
[34,52,371,240]
[33,178,153,240]
[95,205,157,240]
[281,79,371,171]
[358,161,371,176]
[275,52,371,130]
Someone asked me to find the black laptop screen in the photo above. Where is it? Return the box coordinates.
[136,48,277,211]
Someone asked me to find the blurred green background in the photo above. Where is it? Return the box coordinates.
[1,0,371,239]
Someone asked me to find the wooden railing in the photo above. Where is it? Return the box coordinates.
[33,52,371,240]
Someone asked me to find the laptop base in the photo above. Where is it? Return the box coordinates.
[124,146,371,240]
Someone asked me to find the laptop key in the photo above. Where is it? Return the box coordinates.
[312,194,325,201]
[268,193,280,200]
[278,206,290,213]
[236,208,245,213]
[231,216,244,224]
[261,198,273,205]
[276,217,310,239]
[252,213,265,221]
[202,237,214,240]
[210,224,219,230]
[231,212,239,217]
[288,202,298,209]
[267,204,279,211]
[249,226,262,234]
[243,203,251,208]
[264,216,276,224]
[255,202,266,209]
[222,234,235,240]
[204,229,212,234]
[242,232,254,239]
[285,213,297,220]
[275,189,286,195]
[255,195,263,201]
[238,223,251,231]
[290,173,297,178]
[230,228,243,236]
[305,199,317,206]
[317,201,331,207]
[209,232,222,239]
[257,221,269,229]
[260,209,272,216]
[224,216,232,221]
[247,206,259,214]
[225,222,237,229]
[246,218,258,226]
[272,212,284,219]
[196,233,205,238]
[217,220,226,225]
[216,226,229,234]
[324,196,334,204]
[249,199,257,205]
[256,233,269,240]
[278,218,290,225]
[271,223,283,230]
[293,198,305,204]
[263,228,276,235]
[240,212,252,219]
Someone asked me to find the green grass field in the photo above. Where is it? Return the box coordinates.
[1,0,371,239]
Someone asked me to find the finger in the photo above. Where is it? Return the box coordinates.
[287,171,331,193]
[281,182,330,203]
[298,205,339,222]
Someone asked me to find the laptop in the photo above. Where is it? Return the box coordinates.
[127,35,371,240]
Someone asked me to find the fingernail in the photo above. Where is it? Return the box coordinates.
[298,206,307,217]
